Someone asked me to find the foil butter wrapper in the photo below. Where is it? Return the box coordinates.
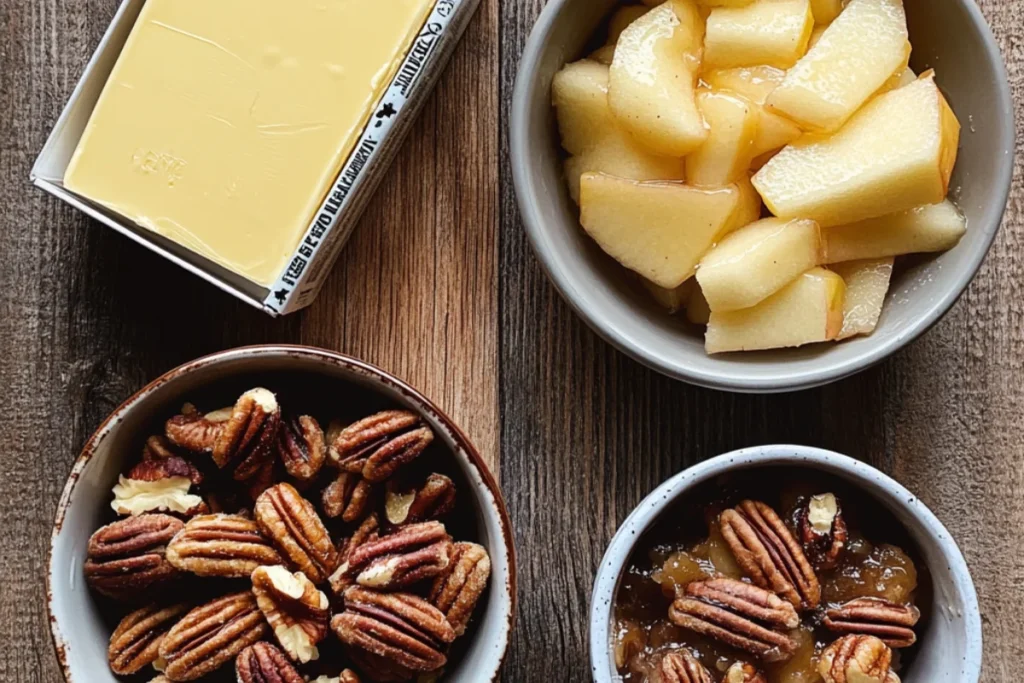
[32,0,479,316]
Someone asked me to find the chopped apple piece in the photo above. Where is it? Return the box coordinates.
[687,90,758,186]
[705,267,845,353]
[766,0,910,132]
[687,285,712,325]
[552,61,685,203]
[830,258,894,339]
[704,0,814,70]
[589,44,617,65]
[822,199,966,263]
[807,25,827,49]
[703,66,803,157]
[609,5,651,43]
[579,173,744,289]
[697,217,821,311]
[610,0,708,156]
[643,278,696,313]
[725,173,765,233]
[753,73,960,227]
[809,0,843,24]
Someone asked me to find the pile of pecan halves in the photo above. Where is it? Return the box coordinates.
[657,496,921,683]
[83,387,492,683]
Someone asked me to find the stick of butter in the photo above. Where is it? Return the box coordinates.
[64,0,436,288]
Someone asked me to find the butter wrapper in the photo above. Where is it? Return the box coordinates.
[31,0,479,316]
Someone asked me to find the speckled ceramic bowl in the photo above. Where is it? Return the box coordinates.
[511,0,1015,392]
[590,445,981,682]
[48,345,516,683]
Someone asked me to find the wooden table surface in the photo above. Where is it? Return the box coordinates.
[0,0,1020,680]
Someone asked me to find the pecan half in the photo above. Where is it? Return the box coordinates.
[818,635,901,683]
[329,410,434,483]
[335,521,452,591]
[668,578,799,662]
[656,651,713,683]
[166,513,284,578]
[332,586,456,672]
[823,598,921,648]
[429,542,491,636]
[322,471,375,522]
[331,514,382,595]
[236,642,304,683]
[797,493,848,571]
[84,514,183,600]
[112,447,206,517]
[279,415,326,482]
[165,406,232,453]
[252,565,329,663]
[723,662,768,683]
[256,483,339,584]
[720,500,821,610]
[385,474,456,526]
[108,603,189,675]
[159,592,268,681]
[213,388,282,481]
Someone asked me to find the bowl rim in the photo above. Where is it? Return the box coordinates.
[46,344,517,683]
[587,445,983,682]
[510,0,1016,393]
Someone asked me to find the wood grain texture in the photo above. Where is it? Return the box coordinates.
[497,1,1023,682]
[0,0,497,681]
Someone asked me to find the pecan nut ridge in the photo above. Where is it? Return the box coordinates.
[84,514,183,600]
[255,482,339,584]
[798,493,848,571]
[818,635,901,683]
[158,591,268,681]
[322,470,375,522]
[657,650,713,683]
[332,586,455,673]
[251,564,329,663]
[720,500,821,610]
[385,473,456,526]
[166,513,284,578]
[823,597,921,648]
[278,414,326,482]
[429,541,491,636]
[329,410,434,483]
[342,521,453,590]
[108,602,189,675]
[235,642,304,683]
[668,578,799,662]
[213,388,282,482]
[165,405,231,453]
[330,514,381,596]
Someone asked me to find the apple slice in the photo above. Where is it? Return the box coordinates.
[687,90,758,186]
[579,173,744,289]
[765,0,911,132]
[642,278,696,313]
[705,267,845,353]
[703,66,803,157]
[704,0,814,70]
[687,285,712,325]
[822,199,966,263]
[564,142,687,204]
[809,0,843,24]
[697,217,821,312]
[609,5,651,42]
[609,0,708,156]
[589,44,617,65]
[830,258,894,339]
[753,73,960,227]
[724,173,765,233]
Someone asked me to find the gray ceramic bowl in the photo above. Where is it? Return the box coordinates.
[589,445,982,682]
[512,0,1015,393]
[48,345,516,683]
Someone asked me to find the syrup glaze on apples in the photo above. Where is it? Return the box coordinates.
[612,469,930,683]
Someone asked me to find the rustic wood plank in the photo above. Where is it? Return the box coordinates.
[497,2,1023,683]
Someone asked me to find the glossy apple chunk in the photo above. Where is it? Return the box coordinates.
[704,0,814,70]
[822,199,967,263]
[609,0,708,156]
[705,268,845,353]
[579,174,746,289]
[753,73,960,227]
[766,0,911,132]
[703,66,804,158]
[697,217,822,312]
[687,90,759,186]
[831,258,894,339]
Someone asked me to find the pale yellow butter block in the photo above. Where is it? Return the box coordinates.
[704,0,815,70]
[831,258,894,339]
[753,74,960,227]
[766,0,910,132]
[64,0,434,287]
[697,217,821,312]
[823,199,967,263]
[579,174,743,290]
[705,267,845,353]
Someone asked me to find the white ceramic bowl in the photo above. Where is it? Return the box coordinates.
[590,445,982,682]
[511,0,1015,392]
[48,345,516,683]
